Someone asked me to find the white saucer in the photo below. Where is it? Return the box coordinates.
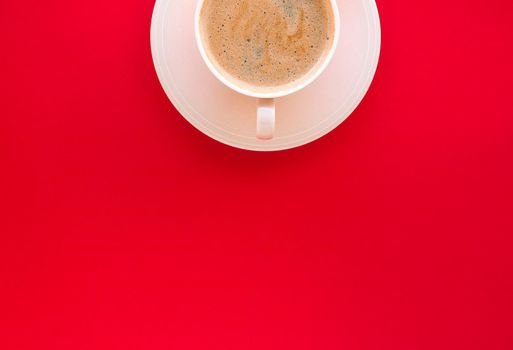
[151,0,381,151]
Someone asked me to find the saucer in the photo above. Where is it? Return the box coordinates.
[151,0,381,151]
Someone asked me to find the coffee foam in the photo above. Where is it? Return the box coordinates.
[199,0,335,93]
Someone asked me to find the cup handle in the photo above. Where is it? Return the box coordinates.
[256,98,275,140]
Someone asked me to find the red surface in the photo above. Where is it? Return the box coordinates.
[1,0,513,349]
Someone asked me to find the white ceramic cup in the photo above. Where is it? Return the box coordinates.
[194,0,340,140]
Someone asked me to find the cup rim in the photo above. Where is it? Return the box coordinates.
[194,0,341,99]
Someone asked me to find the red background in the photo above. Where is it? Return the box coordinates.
[1,0,513,349]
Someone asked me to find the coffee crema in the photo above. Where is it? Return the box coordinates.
[199,0,335,90]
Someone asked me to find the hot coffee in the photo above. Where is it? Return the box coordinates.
[198,0,336,91]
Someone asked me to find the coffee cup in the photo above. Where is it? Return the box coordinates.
[195,0,340,139]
